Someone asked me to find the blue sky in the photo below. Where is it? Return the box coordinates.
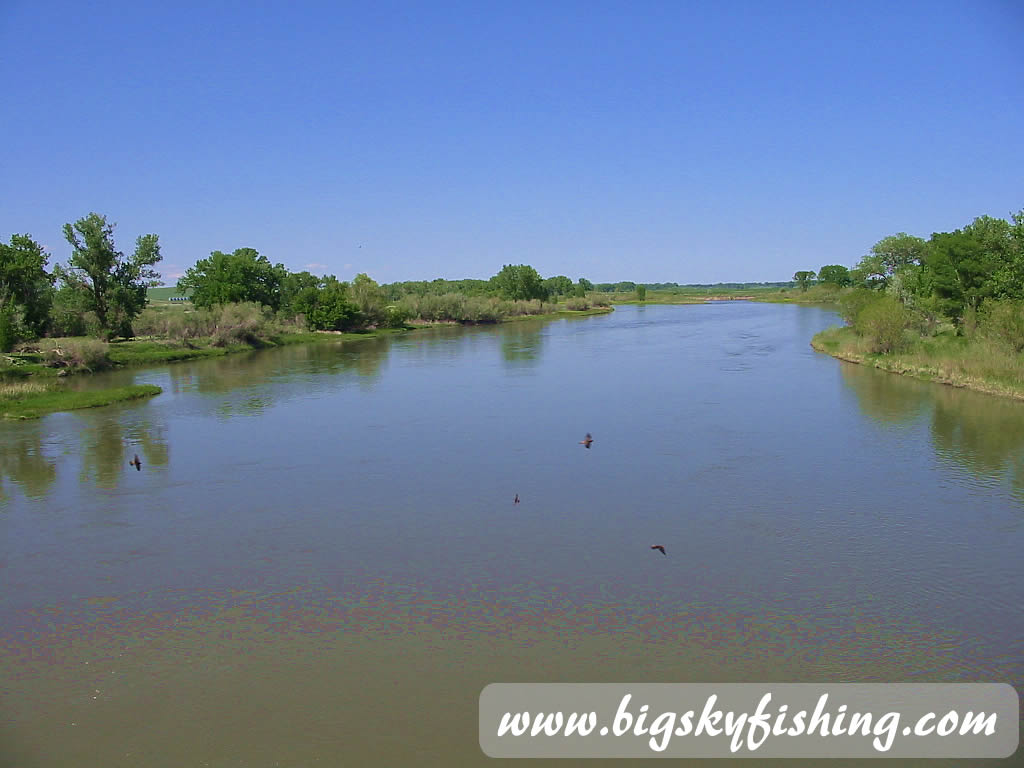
[2,0,1022,285]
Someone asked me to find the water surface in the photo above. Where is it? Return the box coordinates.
[1,303,1021,766]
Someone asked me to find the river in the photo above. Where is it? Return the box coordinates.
[1,302,1021,766]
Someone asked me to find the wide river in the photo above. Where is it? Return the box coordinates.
[1,302,1021,767]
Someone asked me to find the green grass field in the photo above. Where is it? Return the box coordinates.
[147,286,192,303]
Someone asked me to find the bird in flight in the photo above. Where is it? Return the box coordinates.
[580,433,593,449]
[651,545,666,556]
[129,454,142,471]
[514,494,520,504]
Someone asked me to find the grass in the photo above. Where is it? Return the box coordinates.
[146,286,192,302]
[106,339,255,366]
[811,325,1024,400]
[602,286,834,305]
[0,382,162,419]
[606,288,766,304]
[751,284,844,305]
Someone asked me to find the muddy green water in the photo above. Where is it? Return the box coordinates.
[1,303,1021,767]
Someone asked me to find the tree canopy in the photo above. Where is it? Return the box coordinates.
[793,271,817,291]
[57,213,162,339]
[491,264,549,301]
[817,264,851,287]
[0,234,53,346]
[178,248,287,310]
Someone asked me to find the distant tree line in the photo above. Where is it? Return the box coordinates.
[0,215,611,350]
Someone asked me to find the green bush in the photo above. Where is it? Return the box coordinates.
[855,295,912,354]
[209,302,273,347]
[41,339,112,371]
[978,299,1024,352]
[0,308,15,353]
[839,287,879,326]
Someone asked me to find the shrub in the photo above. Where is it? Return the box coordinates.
[209,302,273,346]
[565,297,592,310]
[978,299,1024,352]
[839,287,879,326]
[41,339,112,371]
[855,295,912,354]
[0,308,15,353]
[382,305,410,328]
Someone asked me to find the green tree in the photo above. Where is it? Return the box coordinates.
[543,275,574,296]
[793,270,817,291]
[58,213,162,340]
[852,233,927,289]
[817,264,851,287]
[351,272,382,313]
[0,234,54,349]
[291,275,360,331]
[574,277,594,298]
[281,270,321,314]
[636,284,647,301]
[178,248,287,311]
[922,229,996,320]
[871,233,927,274]
[972,211,1024,300]
[491,264,549,301]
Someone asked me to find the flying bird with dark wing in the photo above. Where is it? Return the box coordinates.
[130,454,142,471]
[514,494,520,504]
[579,433,593,449]
[651,545,666,556]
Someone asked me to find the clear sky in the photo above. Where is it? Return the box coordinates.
[2,0,1022,286]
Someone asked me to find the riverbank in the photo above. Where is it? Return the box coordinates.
[811,326,1024,401]
[0,307,614,418]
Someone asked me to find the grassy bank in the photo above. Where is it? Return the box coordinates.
[0,382,162,420]
[811,325,1024,400]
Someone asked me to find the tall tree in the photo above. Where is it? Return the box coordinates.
[543,275,574,296]
[288,274,360,331]
[491,264,548,301]
[922,229,996,318]
[793,270,817,291]
[817,264,851,287]
[852,233,927,289]
[178,248,287,310]
[0,234,54,348]
[58,213,162,339]
[968,212,1024,300]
